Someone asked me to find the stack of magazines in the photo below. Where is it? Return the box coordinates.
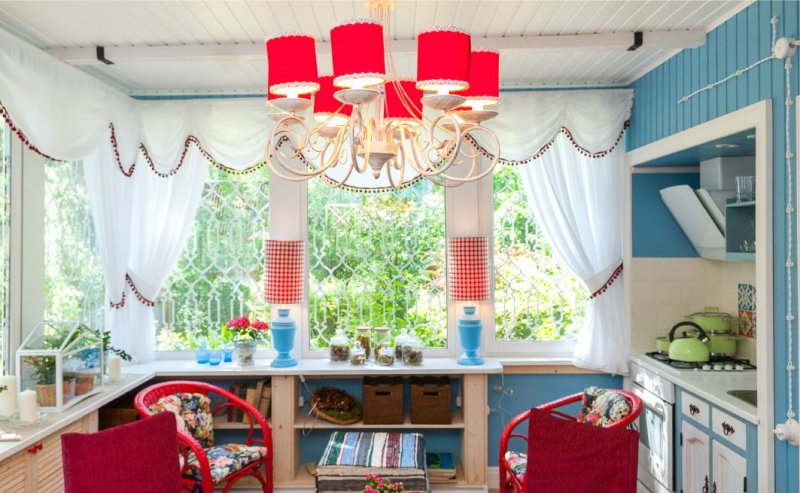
[426,452,456,483]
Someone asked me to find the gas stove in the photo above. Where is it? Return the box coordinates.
[645,351,756,372]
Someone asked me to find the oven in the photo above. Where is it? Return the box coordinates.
[631,363,674,493]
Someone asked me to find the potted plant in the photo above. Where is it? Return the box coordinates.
[29,355,60,407]
[364,474,404,493]
[225,317,269,366]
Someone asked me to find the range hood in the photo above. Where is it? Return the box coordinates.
[660,185,726,260]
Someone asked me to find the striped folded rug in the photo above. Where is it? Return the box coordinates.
[316,432,428,493]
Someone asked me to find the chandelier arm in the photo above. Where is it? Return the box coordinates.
[428,126,500,183]
[266,120,344,179]
[403,114,463,177]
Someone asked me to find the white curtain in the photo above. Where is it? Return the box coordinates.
[487,90,632,375]
[518,137,627,375]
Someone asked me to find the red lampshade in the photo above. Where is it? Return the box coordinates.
[416,27,471,93]
[331,19,386,88]
[313,75,352,125]
[266,33,320,97]
[384,80,423,122]
[447,237,489,301]
[264,240,306,304]
[461,49,500,108]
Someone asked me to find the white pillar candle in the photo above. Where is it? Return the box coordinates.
[19,389,37,423]
[108,355,122,382]
[0,376,16,418]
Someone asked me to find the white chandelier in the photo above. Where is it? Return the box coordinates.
[263,0,501,190]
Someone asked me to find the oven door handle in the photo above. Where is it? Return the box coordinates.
[633,386,667,419]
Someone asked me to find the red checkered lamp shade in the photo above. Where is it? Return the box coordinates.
[264,239,306,304]
[447,237,490,301]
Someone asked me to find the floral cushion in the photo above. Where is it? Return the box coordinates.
[577,387,631,427]
[187,444,268,483]
[148,393,215,448]
[504,451,527,480]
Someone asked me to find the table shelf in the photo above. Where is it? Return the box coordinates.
[294,410,465,430]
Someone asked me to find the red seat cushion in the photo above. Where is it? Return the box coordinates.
[61,411,181,493]
[525,408,639,493]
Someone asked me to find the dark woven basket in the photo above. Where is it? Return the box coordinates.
[363,376,404,424]
[410,376,452,424]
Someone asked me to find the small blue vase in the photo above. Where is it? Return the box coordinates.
[271,308,298,368]
[457,306,484,366]
[222,346,234,363]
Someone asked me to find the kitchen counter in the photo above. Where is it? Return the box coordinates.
[631,352,758,424]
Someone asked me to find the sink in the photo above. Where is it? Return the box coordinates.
[728,389,757,407]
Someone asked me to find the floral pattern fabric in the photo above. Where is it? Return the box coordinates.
[504,451,527,479]
[187,444,267,483]
[577,387,631,427]
[148,392,215,448]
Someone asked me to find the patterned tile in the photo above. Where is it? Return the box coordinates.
[738,309,755,338]
[737,283,755,312]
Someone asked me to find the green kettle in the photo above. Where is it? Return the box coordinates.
[668,321,711,363]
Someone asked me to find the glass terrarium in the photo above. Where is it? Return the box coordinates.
[17,321,103,412]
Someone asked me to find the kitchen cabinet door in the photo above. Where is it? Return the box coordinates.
[711,440,747,493]
[682,421,710,493]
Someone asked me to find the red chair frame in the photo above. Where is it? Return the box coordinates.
[134,381,274,493]
[498,389,642,493]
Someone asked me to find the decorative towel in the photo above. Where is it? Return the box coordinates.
[525,408,639,493]
[317,432,428,493]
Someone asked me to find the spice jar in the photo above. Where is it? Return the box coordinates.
[329,328,350,362]
[377,342,395,366]
[403,335,424,365]
[394,328,410,359]
[373,326,390,359]
[350,341,367,366]
[355,326,371,359]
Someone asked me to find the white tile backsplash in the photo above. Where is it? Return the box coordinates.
[630,257,756,363]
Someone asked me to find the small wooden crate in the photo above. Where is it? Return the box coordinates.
[363,376,404,424]
[410,376,452,424]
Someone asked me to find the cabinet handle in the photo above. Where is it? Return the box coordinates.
[702,475,709,493]
[689,404,700,416]
[27,443,43,454]
[722,422,736,435]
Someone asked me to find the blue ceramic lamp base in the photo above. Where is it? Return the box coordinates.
[271,308,298,368]
[457,306,485,366]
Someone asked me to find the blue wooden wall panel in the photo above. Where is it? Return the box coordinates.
[629,1,799,488]
[632,173,701,258]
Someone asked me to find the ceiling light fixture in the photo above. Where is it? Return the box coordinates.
[263,0,501,190]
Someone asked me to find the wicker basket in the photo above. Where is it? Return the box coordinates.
[36,382,71,407]
[410,376,452,424]
[363,376,404,424]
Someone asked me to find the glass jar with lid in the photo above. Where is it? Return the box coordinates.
[377,342,395,366]
[402,335,424,365]
[329,328,350,362]
[355,326,371,359]
[373,326,390,359]
[394,328,410,359]
[350,341,367,366]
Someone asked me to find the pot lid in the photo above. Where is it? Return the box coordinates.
[706,328,734,335]
[686,307,734,319]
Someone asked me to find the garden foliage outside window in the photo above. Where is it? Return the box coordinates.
[308,179,446,349]
[493,166,585,343]
[156,167,270,350]
[44,159,104,332]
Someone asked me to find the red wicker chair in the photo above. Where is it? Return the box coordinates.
[498,388,642,493]
[134,381,273,493]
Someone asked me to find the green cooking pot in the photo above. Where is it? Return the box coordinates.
[706,330,740,356]
[685,306,733,333]
[655,336,671,353]
[668,321,711,362]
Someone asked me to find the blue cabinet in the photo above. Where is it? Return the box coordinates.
[675,389,757,492]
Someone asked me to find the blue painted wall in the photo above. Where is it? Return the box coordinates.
[629,1,799,488]
[632,173,700,257]
[486,373,622,466]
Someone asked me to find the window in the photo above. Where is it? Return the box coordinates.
[493,166,585,344]
[0,123,9,369]
[156,168,270,350]
[307,179,446,350]
[44,160,104,329]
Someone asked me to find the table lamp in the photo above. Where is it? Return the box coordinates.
[447,237,489,366]
[264,239,305,368]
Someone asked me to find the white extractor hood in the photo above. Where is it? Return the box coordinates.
[660,184,726,260]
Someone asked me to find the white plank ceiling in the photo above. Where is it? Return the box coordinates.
[0,1,751,96]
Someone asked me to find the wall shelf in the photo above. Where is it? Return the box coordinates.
[294,410,465,430]
[724,200,756,261]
